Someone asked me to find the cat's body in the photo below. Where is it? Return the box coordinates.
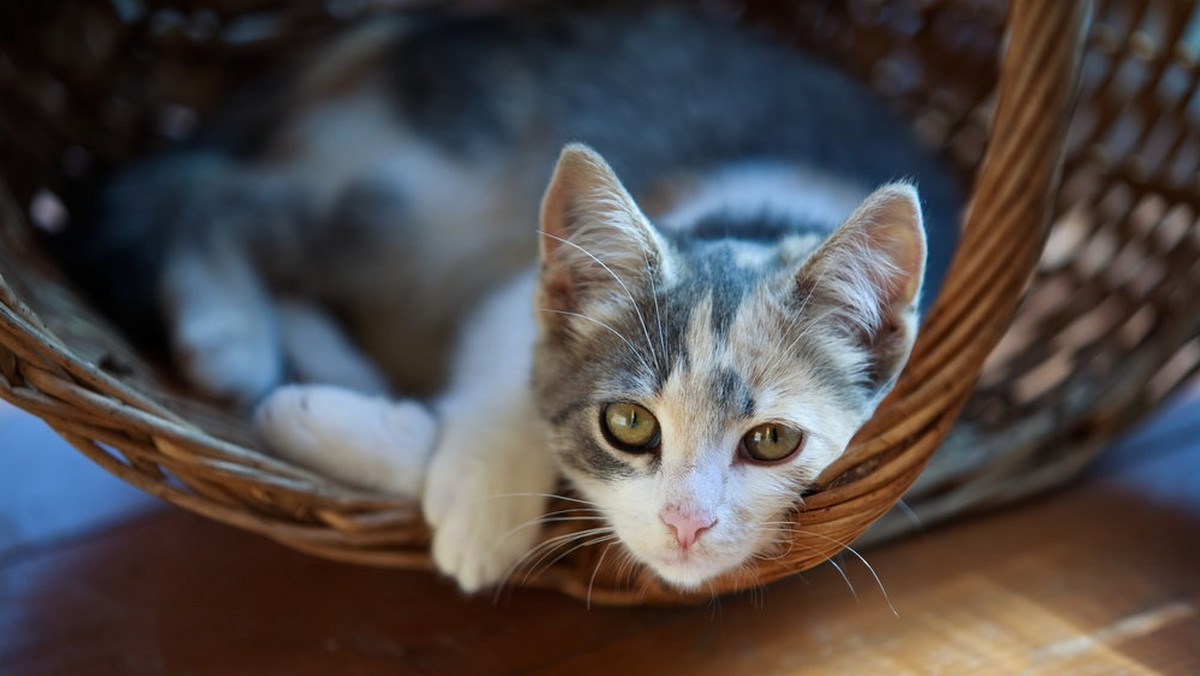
[82,6,960,592]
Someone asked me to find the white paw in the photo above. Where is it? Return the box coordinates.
[175,310,282,404]
[254,384,437,496]
[422,402,556,591]
[430,487,545,593]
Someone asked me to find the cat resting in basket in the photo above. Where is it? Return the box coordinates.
[85,5,960,592]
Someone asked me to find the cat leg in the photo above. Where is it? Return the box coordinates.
[259,273,555,591]
[422,273,559,592]
[274,296,391,395]
[254,384,437,496]
[162,232,283,405]
[159,164,317,405]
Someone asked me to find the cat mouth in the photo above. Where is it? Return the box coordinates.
[649,548,733,586]
[659,550,694,565]
[646,546,701,572]
[642,536,758,589]
[650,555,731,590]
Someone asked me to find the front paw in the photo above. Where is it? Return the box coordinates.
[424,443,552,592]
[431,492,546,593]
[420,391,557,592]
[254,384,437,496]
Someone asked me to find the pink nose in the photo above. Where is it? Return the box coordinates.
[660,509,716,550]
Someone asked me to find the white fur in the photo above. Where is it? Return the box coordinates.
[257,272,558,591]
[423,272,558,592]
[273,84,535,297]
[163,238,282,404]
[274,297,391,395]
[659,162,870,233]
[166,82,540,401]
[255,385,437,495]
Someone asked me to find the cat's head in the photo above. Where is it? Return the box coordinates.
[531,144,926,589]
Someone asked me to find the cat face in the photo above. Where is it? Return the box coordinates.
[532,145,925,588]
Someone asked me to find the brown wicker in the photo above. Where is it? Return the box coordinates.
[1,0,1195,605]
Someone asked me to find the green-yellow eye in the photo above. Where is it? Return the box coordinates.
[602,402,661,452]
[741,423,804,463]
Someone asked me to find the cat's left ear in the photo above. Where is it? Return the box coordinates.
[537,143,667,317]
[795,183,927,391]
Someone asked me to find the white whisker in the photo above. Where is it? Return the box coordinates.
[523,532,619,587]
[827,556,858,601]
[587,541,617,609]
[539,230,660,370]
[483,492,600,507]
[517,527,616,582]
[538,307,653,373]
[492,527,616,601]
[643,248,669,371]
[762,521,896,616]
[894,499,925,532]
[491,510,607,555]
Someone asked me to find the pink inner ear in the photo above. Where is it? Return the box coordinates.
[873,220,925,307]
[535,143,666,320]
[793,183,927,342]
[857,184,927,308]
[537,160,579,264]
[536,146,606,313]
[537,144,622,267]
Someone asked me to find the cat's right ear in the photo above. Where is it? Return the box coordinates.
[793,183,927,393]
[537,144,667,316]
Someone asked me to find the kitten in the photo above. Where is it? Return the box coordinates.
[86,6,960,592]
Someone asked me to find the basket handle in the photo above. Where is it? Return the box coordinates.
[780,0,1094,574]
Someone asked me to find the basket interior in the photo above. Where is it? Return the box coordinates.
[0,0,1001,447]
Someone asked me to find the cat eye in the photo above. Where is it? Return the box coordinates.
[601,402,661,452]
[741,423,804,463]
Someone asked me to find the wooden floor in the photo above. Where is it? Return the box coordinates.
[2,393,1199,675]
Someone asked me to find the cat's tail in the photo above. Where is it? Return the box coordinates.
[49,148,234,354]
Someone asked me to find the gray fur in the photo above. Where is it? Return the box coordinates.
[711,367,755,420]
[389,7,959,217]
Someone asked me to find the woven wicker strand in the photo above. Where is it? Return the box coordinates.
[3,0,1197,606]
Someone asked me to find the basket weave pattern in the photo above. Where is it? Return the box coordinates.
[1,0,1195,604]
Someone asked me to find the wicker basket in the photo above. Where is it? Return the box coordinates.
[1,0,1195,605]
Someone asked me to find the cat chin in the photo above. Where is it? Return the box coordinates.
[644,555,746,590]
[628,542,753,590]
[649,564,726,590]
